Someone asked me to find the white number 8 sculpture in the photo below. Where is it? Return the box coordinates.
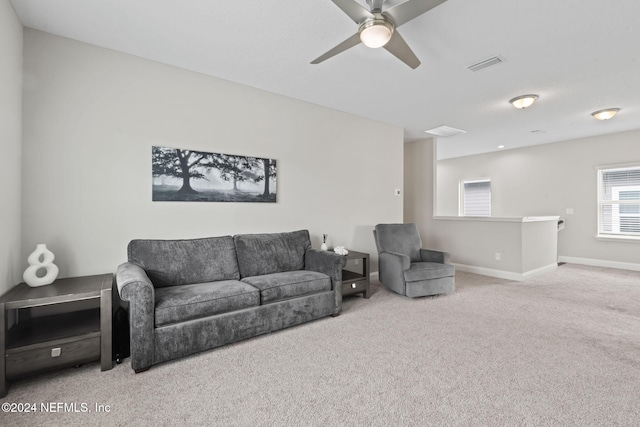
[23,244,59,287]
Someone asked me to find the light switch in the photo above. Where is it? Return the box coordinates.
[51,347,61,357]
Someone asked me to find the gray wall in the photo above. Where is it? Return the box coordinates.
[0,1,22,295]
[404,137,436,231]
[22,29,403,278]
[405,139,559,279]
[436,130,640,266]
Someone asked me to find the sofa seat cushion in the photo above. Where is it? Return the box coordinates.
[154,280,259,327]
[404,262,455,282]
[241,270,331,304]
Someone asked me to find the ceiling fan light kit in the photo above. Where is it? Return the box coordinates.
[359,17,394,48]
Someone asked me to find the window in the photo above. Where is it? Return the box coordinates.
[461,179,491,216]
[597,165,640,238]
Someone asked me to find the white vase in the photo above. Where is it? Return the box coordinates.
[23,244,59,287]
[320,243,328,251]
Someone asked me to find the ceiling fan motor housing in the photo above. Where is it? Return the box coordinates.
[366,0,387,12]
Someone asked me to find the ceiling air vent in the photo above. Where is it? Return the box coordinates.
[467,55,505,72]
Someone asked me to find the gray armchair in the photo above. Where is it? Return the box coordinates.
[373,223,455,298]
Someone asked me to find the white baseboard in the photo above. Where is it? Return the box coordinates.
[558,256,640,272]
[452,262,558,282]
[521,264,559,279]
[371,257,640,283]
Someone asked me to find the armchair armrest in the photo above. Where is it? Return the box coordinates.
[305,249,347,315]
[378,251,410,295]
[420,249,450,264]
[116,262,155,372]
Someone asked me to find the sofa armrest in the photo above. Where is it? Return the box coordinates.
[305,249,347,315]
[420,249,450,264]
[116,262,155,372]
[378,251,410,295]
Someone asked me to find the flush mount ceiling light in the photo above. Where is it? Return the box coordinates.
[591,108,620,120]
[510,94,539,109]
[359,18,394,48]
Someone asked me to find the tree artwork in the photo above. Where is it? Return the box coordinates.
[261,158,277,198]
[152,147,216,194]
[152,146,277,202]
[215,154,254,191]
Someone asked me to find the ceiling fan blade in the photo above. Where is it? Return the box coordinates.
[311,33,362,64]
[383,30,421,69]
[330,0,374,23]
[384,0,447,27]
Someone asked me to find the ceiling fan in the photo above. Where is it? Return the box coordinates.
[311,0,447,69]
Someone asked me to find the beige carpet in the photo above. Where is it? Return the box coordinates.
[2,264,639,426]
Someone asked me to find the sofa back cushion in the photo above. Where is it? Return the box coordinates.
[128,236,240,288]
[234,230,311,278]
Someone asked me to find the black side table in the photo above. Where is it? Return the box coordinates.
[339,250,370,299]
[0,274,113,397]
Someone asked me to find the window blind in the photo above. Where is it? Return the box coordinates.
[597,165,640,237]
[463,180,491,216]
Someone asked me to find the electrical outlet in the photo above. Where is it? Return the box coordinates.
[495,253,501,261]
[566,208,574,215]
[354,259,359,265]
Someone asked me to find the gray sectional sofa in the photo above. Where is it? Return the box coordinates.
[116,230,346,373]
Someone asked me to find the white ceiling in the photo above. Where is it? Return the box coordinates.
[10,0,640,159]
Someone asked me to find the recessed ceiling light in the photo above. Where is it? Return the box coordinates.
[510,94,539,109]
[591,108,620,120]
[424,125,467,138]
[497,145,505,149]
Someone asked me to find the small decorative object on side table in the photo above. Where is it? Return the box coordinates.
[0,274,113,397]
[339,250,370,299]
[23,243,59,287]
